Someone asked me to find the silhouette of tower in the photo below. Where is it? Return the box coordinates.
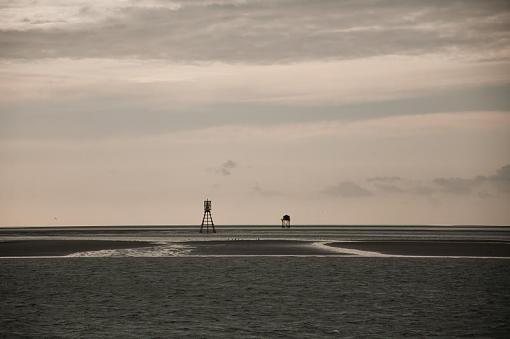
[200,199,216,233]
[281,214,290,228]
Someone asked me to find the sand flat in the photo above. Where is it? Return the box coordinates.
[0,240,156,257]
[3,238,510,257]
[327,240,510,257]
[185,240,343,255]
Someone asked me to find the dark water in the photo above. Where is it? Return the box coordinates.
[2,257,510,338]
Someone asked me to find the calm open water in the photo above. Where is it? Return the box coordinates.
[1,257,510,338]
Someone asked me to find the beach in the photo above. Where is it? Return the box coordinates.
[0,239,155,257]
[327,240,510,257]
[2,236,510,257]
[185,240,342,255]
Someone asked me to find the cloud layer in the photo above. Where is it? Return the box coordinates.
[344,164,510,198]
[1,0,510,62]
[434,164,510,195]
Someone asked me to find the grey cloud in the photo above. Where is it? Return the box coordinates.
[2,83,509,140]
[373,182,435,195]
[492,164,510,181]
[432,164,510,195]
[369,165,510,197]
[1,1,509,62]
[321,165,510,201]
[432,177,474,195]
[215,160,237,176]
[409,186,435,196]
[374,183,406,193]
[367,176,401,183]
[485,164,510,193]
[323,181,372,198]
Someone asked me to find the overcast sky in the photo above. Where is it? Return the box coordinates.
[1,0,509,226]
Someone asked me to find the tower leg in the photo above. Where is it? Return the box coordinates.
[200,211,215,233]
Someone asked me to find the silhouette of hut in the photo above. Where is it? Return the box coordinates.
[281,214,290,228]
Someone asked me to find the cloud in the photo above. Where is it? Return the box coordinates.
[2,82,509,140]
[372,181,435,195]
[482,164,510,193]
[430,164,510,195]
[367,176,402,183]
[492,164,510,180]
[374,183,406,193]
[368,165,510,197]
[432,177,475,195]
[1,1,509,62]
[323,181,372,198]
[408,186,435,195]
[213,160,237,176]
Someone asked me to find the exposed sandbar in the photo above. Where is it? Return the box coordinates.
[185,240,342,255]
[0,240,156,257]
[328,241,510,257]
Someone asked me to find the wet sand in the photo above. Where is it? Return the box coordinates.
[0,240,156,257]
[2,239,509,257]
[328,241,510,257]
[185,240,342,255]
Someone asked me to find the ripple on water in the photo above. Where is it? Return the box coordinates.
[1,257,509,337]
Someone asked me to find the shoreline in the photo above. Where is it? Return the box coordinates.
[0,240,156,257]
[1,239,509,258]
[327,241,510,257]
[185,240,342,256]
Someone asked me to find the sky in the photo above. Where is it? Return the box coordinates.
[1,0,510,226]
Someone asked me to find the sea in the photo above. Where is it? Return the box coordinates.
[1,225,510,338]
